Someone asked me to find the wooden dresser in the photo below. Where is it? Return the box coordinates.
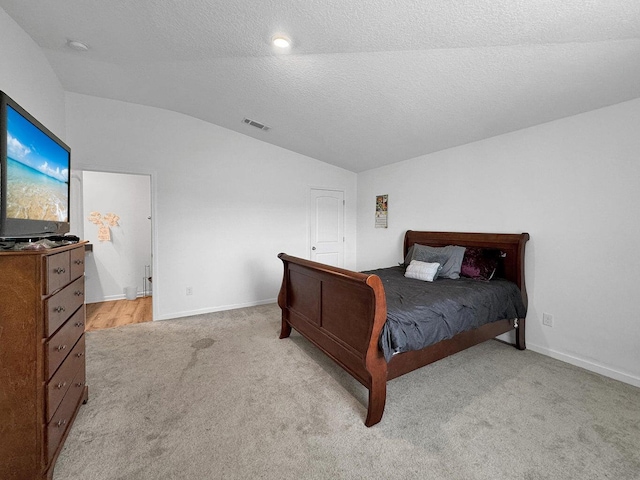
[0,243,89,480]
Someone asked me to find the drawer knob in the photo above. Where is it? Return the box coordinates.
[74,290,83,296]
[54,306,66,313]
[75,322,85,328]
[56,381,67,389]
[56,419,67,428]
[76,352,85,358]
[56,344,67,351]
[76,381,85,387]
[74,259,84,265]
[54,267,66,274]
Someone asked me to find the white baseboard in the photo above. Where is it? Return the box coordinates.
[86,293,143,303]
[154,298,277,321]
[527,342,640,389]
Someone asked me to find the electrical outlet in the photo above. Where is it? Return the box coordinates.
[186,286,193,296]
[542,312,553,327]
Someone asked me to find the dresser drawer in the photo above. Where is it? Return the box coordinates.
[45,251,70,295]
[69,247,85,282]
[46,335,85,423]
[46,365,86,463]
[45,277,85,336]
[45,306,85,379]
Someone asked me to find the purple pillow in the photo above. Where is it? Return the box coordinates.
[460,248,501,281]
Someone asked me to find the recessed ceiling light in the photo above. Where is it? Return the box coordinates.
[67,40,89,52]
[271,35,291,49]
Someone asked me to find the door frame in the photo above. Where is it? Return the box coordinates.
[73,165,158,321]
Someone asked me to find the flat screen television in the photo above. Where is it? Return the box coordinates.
[0,91,71,240]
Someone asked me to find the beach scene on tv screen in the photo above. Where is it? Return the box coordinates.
[6,106,69,222]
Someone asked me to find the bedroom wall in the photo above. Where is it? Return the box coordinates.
[0,8,65,138]
[65,92,357,320]
[356,98,640,388]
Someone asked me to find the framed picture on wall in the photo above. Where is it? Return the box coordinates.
[375,194,388,228]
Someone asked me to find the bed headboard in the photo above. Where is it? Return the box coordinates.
[403,231,530,308]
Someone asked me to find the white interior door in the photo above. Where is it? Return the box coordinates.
[309,188,344,267]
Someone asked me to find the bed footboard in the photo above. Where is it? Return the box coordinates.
[277,254,388,426]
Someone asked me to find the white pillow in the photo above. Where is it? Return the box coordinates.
[404,260,440,282]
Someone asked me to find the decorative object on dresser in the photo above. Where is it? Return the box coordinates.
[0,242,89,480]
[277,230,529,427]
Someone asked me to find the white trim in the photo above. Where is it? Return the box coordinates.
[528,342,640,388]
[154,298,277,321]
[86,293,145,303]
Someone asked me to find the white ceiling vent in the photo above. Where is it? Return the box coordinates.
[242,117,270,131]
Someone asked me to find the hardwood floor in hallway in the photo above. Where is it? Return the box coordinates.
[86,296,152,331]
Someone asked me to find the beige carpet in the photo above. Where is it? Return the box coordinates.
[54,303,640,480]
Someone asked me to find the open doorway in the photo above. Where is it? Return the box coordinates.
[81,171,153,330]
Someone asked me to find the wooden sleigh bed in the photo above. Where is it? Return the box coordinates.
[277,230,529,427]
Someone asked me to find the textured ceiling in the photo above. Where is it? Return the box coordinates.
[2,0,639,172]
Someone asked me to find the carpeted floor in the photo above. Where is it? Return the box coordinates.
[54,303,640,480]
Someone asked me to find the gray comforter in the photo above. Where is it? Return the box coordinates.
[363,266,527,362]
